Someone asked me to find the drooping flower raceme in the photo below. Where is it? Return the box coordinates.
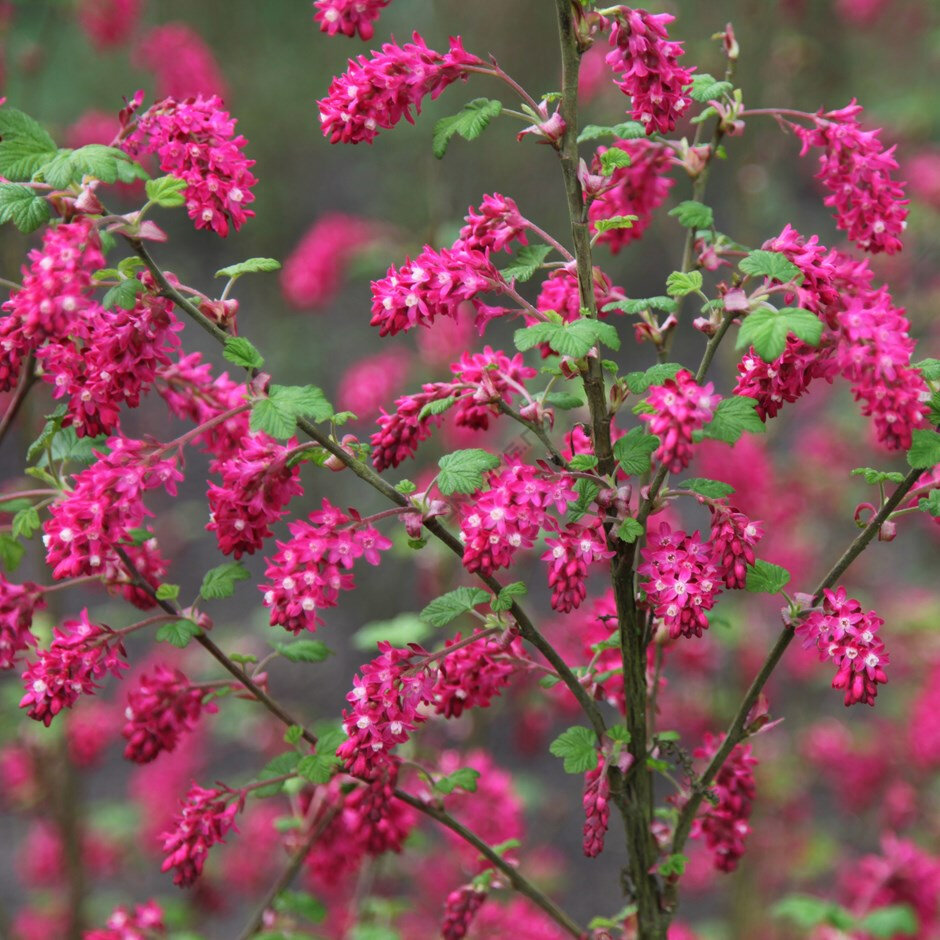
[455,193,529,255]
[135,23,227,99]
[541,521,615,613]
[582,753,610,858]
[76,0,143,50]
[84,899,166,940]
[313,0,391,41]
[441,885,487,940]
[0,577,45,671]
[640,369,718,472]
[707,502,764,590]
[122,95,257,236]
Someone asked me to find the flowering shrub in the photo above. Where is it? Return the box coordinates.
[0,2,937,940]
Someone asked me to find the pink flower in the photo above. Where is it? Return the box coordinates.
[589,139,674,250]
[582,753,609,857]
[432,630,524,718]
[160,783,242,887]
[123,95,256,237]
[135,23,227,99]
[318,34,480,145]
[441,885,487,939]
[261,498,392,633]
[796,587,889,706]
[639,523,722,639]
[338,348,411,421]
[281,213,379,309]
[541,521,614,613]
[606,7,693,135]
[313,0,390,41]
[534,266,625,325]
[84,899,165,939]
[793,100,908,254]
[456,193,528,254]
[19,610,129,726]
[207,435,304,558]
[76,0,142,49]
[707,503,763,589]
[689,733,757,872]
[640,369,718,472]
[0,577,44,670]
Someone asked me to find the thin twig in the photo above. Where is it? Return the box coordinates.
[0,354,37,448]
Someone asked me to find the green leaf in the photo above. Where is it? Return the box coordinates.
[155,583,180,601]
[272,890,326,925]
[353,613,431,650]
[146,174,188,207]
[567,454,598,471]
[102,278,145,310]
[0,107,57,180]
[250,385,334,439]
[678,478,735,499]
[856,905,918,937]
[918,489,940,517]
[745,559,791,594]
[737,307,822,362]
[739,250,803,284]
[668,200,714,229]
[493,581,527,612]
[418,395,457,421]
[913,357,940,381]
[606,724,631,744]
[545,391,587,410]
[657,853,688,877]
[432,98,503,159]
[569,477,601,521]
[156,619,202,649]
[314,722,346,756]
[420,586,490,627]
[603,295,677,316]
[613,427,660,476]
[549,726,597,774]
[434,767,480,795]
[284,725,303,746]
[577,121,646,143]
[771,894,854,930]
[437,448,500,495]
[40,145,147,189]
[515,318,620,359]
[617,517,644,543]
[0,183,53,233]
[199,562,250,600]
[223,336,265,371]
[26,405,67,465]
[499,244,552,283]
[624,363,682,395]
[600,146,631,175]
[593,214,637,233]
[907,429,940,469]
[296,752,340,785]
[851,467,905,486]
[698,396,765,444]
[215,257,282,279]
[666,270,703,298]
[688,73,734,103]
[11,506,40,540]
[0,533,24,572]
[252,753,300,798]
[274,639,333,663]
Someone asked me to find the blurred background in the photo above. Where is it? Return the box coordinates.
[0,0,938,937]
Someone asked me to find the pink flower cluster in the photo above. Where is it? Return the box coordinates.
[207,435,304,558]
[455,193,528,254]
[85,900,165,940]
[135,23,227,99]
[639,523,721,639]
[318,34,480,144]
[160,783,242,887]
[281,213,379,309]
[796,587,889,706]
[313,0,390,41]
[261,498,392,633]
[441,885,487,940]
[534,266,626,325]
[690,733,757,872]
[19,610,129,726]
[793,101,908,254]
[76,0,142,50]
[370,243,501,336]
[708,503,763,590]
[43,436,181,583]
[605,7,693,134]
[123,665,214,764]
[460,461,575,576]
[589,139,674,251]
[582,753,610,857]
[640,370,718,472]
[123,95,256,237]
[339,348,411,421]
[0,577,44,671]
[542,521,614,613]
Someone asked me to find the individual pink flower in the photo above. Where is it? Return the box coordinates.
[123,665,215,764]
[606,7,694,134]
[589,139,674,250]
[261,499,392,633]
[707,503,763,589]
[541,520,614,613]
[136,23,227,99]
[281,214,379,309]
[583,752,610,857]
[640,369,718,472]
[534,266,626,324]
[689,733,757,872]
[639,523,722,639]
[793,100,908,254]
[160,783,243,887]
[122,95,256,237]
[795,586,889,706]
[0,577,44,670]
[84,899,165,939]
[318,34,481,145]
[442,885,487,939]
[456,193,529,254]
[313,0,390,41]
[76,0,143,49]
[19,610,129,726]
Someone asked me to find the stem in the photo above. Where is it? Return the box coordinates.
[38,574,103,595]
[155,403,252,456]
[465,63,543,114]
[0,355,38,448]
[411,625,501,672]
[0,488,60,503]
[496,400,568,467]
[525,220,576,262]
[694,310,736,384]
[393,789,586,938]
[664,464,924,913]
